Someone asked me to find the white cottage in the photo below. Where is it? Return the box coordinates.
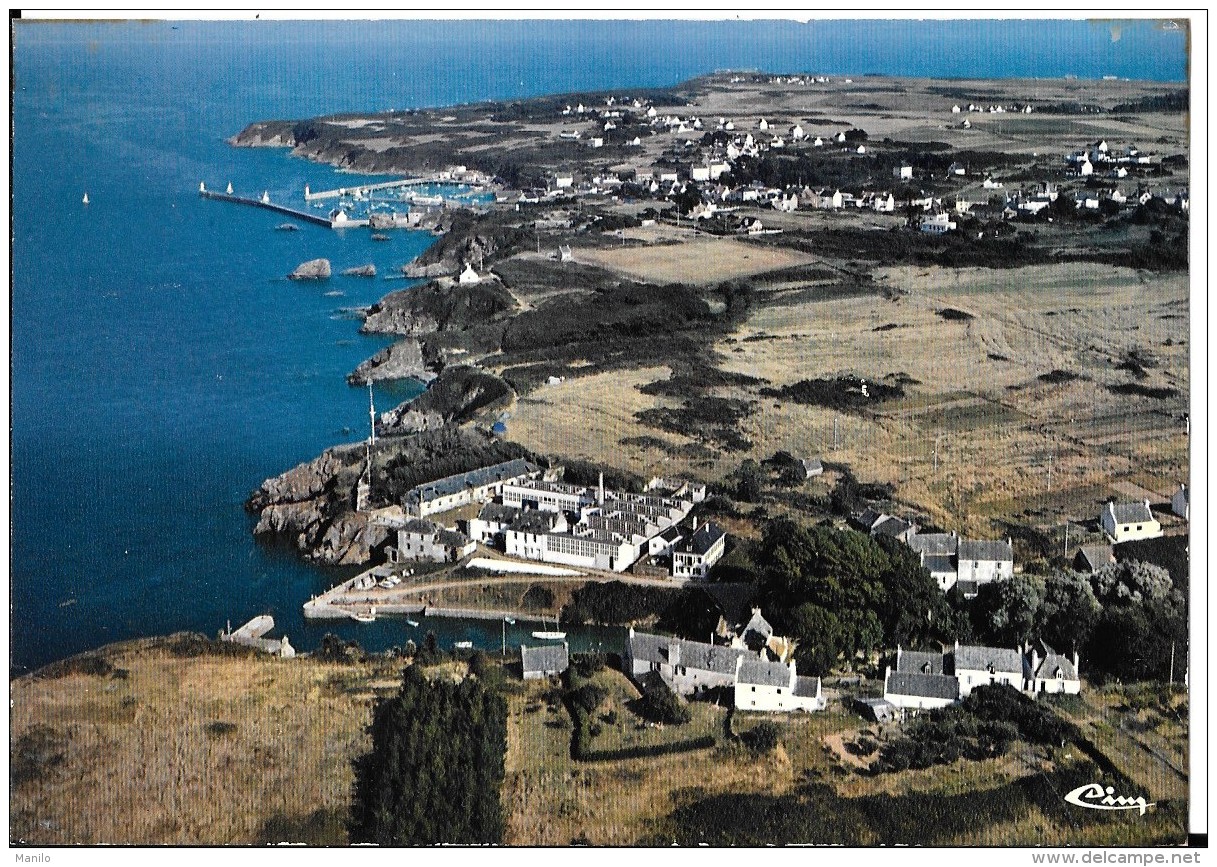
[734,656,824,712]
[1101,500,1162,543]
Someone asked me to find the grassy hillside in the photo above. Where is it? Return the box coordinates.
[10,634,405,845]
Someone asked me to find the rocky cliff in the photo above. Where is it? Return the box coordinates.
[376,365,513,436]
[245,444,388,567]
[360,279,516,336]
[347,338,429,385]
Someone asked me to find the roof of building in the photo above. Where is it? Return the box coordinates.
[658,525,683,543]
[873,516,914,538]
[510,511,560,534]
[855,507,885,530]
[737,656,792,688]
[802,457,824,475]
[521,643,569,675]
[923,554,957,575]
[1108,500,1154,524]
[886,671,959,701]
[953,644,1024,675]
[956,580,979,597]
[682,522,726,556]
[909,532,958,556]
[477,502,521,523]
[436,529,471,548]
[742,608,774,640]
[897,649,949,676]
[1034,641,1079,681]
[793,675,821,699]
[958,539,1013,562]
[401,518,438,536]
[407,459,539,505]
[629,630,749,676]
[1074,544,1115,573]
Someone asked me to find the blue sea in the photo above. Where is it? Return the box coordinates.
[9,18,1188,674]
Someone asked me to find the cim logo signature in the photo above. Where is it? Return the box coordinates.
[1064,783,1156,815]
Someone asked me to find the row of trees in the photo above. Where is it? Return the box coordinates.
[348,666,507,845]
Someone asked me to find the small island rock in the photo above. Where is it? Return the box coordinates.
[288,258,331,280]
[342,264,377,278]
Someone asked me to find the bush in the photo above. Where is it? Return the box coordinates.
[521,583,556,610]
[636,680,691,725]
[570,684,609,714]
[742,722,781,754]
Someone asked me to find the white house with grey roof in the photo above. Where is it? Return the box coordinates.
[855,508,918,543]
[734,655,824,712]
[672,520,727,579]
[909,531,960,591]
[389,519,476,564]
[625,628,751,695]
[1028,641,1080,694]
[952,641,1026,697]
[626,627,823,712]
[521,642,569,680]
[882,640,1073,709]
[468,502,522,545]
[1100,500,1162,543]
[883,647,960,710]
[955,538,1014,596]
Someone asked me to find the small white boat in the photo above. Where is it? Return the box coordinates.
[454,641,473,650]
[406,619,419,628]
[82,192,89,205]
[350,606,377,623]
[226,182,233,195]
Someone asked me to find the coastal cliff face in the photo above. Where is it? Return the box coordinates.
[360,279,516,336]
[376,365,513,436]
[246,444,387,566]
[347,338,429,385]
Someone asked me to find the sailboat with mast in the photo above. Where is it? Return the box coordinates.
[531,612,566,641]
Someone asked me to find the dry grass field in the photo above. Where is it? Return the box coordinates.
[575,236,820,285]
[9,638,401,845]
[509,260,1188,538]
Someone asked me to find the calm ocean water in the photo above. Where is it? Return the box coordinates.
[10,19,1187,673]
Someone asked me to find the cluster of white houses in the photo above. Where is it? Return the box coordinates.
[881,640,1081,712]
[853,492,1181,597]
[853,508,1014,597]
[625,609,825,713]
[383,459,729,578]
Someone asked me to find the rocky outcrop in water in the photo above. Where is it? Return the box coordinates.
[342,264,377,278]
[289,258,331,280]
[245,444,388,566]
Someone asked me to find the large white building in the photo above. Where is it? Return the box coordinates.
[672,520,727,579]
[403,459,541,518]
[495,475,699,573]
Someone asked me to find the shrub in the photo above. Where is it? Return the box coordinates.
[742,722,781,754]
[636,680,692,725]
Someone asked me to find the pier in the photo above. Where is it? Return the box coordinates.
[222,615,296,657]
[303,176,478,202]
[199,186,369,229]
